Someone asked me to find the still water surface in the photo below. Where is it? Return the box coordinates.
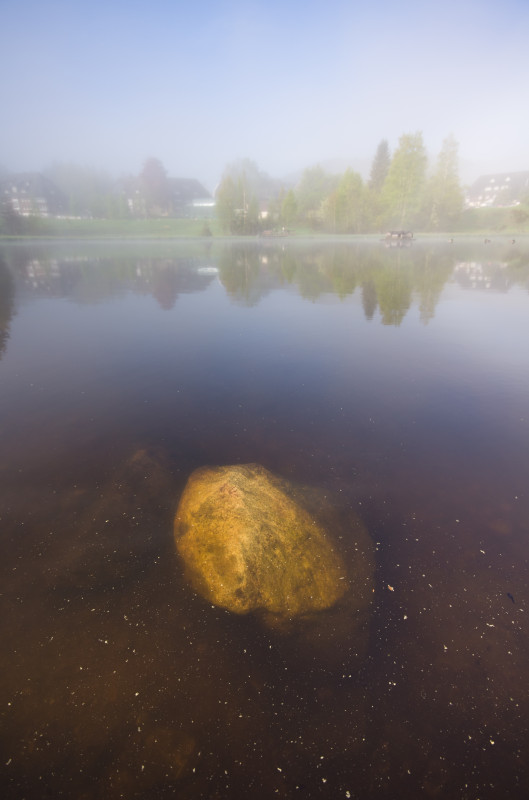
[1,238,529,799]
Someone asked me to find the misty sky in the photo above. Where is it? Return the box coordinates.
[1,0,528,189]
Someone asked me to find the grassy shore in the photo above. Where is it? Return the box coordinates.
[0,216,223,239]
[0,205,527,240]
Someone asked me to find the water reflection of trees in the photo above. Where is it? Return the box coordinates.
[361,279,377,320]
[0,257,15,359]
[2,239,529,327]
[216,246,263,306]
[0,249,218,311]
[217,242,458,325]
[218,239,529,323]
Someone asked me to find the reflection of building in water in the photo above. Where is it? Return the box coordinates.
[10,255,218,307]
[27,259,60,286]
[19,257,92,296]
[453,261,511,292]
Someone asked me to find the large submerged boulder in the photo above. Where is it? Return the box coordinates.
[174,463,371,627]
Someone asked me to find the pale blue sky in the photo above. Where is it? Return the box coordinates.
[1,0,528,189]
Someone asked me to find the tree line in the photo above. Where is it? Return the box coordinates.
[3,241,527,342]
[0,158,201,228]
[215,133,465,234]
[2,134,528,236]
[43,157,188,219]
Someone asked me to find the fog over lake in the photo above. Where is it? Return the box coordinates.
[3,0,529,185]
[1,238,529,799]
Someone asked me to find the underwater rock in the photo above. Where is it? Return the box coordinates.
[174,463,371,626]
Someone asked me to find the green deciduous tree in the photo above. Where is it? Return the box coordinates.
[215,175,238,233]
[281,189,298,226]
[423,135,463,231]
[296,166,338,229]
[245,194,261,234]
[222,159,279,202]
[336,169,364,232]
[215,167,262,234]
[323,169,365,232]
[382,132,428,229]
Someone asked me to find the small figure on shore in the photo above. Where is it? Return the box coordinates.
[484,238,491,244]
[511,239,516,244]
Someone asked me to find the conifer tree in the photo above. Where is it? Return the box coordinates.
[368,139,390,193]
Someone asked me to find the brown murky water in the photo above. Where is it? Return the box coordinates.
[1,238,529,799]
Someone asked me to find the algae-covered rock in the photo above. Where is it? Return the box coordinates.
[174,463,363,624]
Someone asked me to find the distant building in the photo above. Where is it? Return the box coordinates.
[465,171,529,208]
[0,172,66,217]
[167,178,212,217]
[122,176,213,218]
[122,184,147,217]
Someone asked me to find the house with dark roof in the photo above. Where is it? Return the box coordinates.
[123,176,213,218]
[0,173,66,217]
[167,178,212,216]
[465,171,529,208]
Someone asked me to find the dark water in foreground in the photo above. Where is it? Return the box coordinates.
[1,237,529,799]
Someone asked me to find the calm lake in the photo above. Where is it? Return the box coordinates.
[1,237,529,799]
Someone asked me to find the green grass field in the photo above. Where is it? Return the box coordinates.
[1,204,528,240]
[0,216,222,239]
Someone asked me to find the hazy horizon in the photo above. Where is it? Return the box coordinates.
[2,0,528,191]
